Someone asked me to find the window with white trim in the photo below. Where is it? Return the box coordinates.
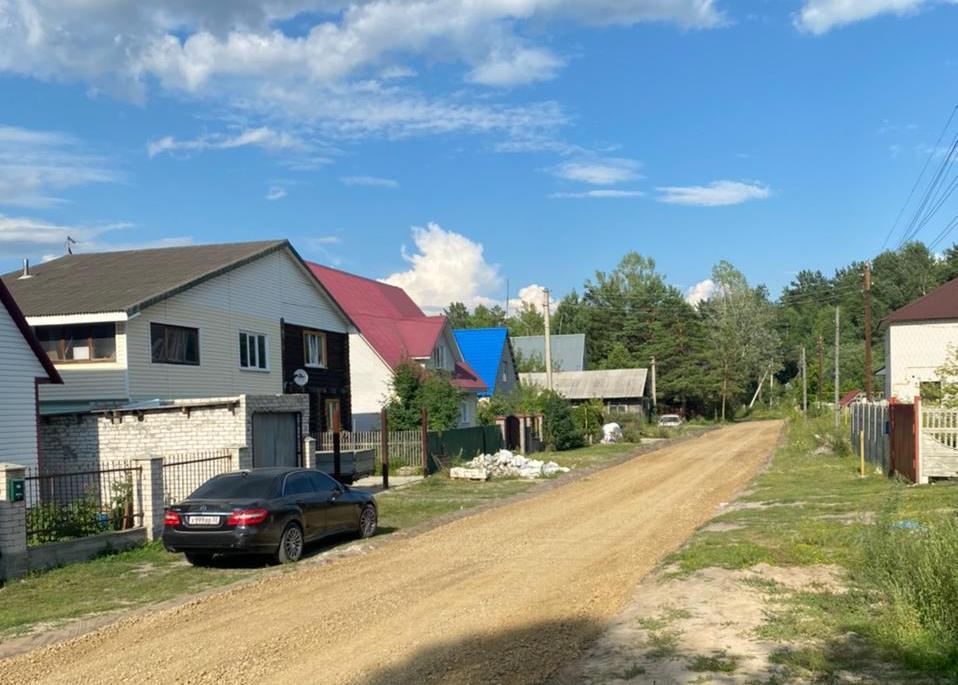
[460,400,470,425]
[303,330,326,368]
[432,344,447,369]
[239,331,269,371]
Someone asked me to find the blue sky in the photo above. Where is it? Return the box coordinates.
[1,0,957,310]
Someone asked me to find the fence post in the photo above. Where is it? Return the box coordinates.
[380,408,389,490]
[303,436,316,469]
[134,456,164,540]
[332,406,342,480]
[915,395,925,484]
[0,463,28,580]
[420,407,429,475]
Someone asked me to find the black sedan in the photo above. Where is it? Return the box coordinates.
[162,467,378,566]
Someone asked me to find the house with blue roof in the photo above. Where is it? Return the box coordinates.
[452,327,519,398]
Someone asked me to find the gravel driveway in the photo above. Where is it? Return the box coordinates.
[0,421,781,685]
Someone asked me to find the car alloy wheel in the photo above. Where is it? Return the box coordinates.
[278,523,304,563]
[359,504,377,539]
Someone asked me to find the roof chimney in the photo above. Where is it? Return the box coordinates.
[18,258,32,280]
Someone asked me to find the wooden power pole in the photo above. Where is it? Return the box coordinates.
[801,345,808,414]
[834,306,841,428]
[864,263,873,401]
[650,356,657,416]
[543,288,554,391]
[818,335,824,406]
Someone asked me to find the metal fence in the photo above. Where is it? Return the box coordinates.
[318,430,423,469]
[24,462,143,546]
[162,451,234,505]
[849,401,890,473]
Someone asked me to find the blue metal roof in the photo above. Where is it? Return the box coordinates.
[453,327,510,397]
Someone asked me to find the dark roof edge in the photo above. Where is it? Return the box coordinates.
[0,278,62,383]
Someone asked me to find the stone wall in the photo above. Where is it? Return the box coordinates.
[39,394,309,472]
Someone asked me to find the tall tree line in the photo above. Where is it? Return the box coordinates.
[446,242,958,418]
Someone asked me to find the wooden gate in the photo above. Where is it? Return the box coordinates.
[889,403,917,482]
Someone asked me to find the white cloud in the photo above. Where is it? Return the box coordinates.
[685,278,716,305]
[147,127,307,158]
[340,175,399,188]
[550,189,644,199]
[656,180,771,206]
[0,213,191,263]
[795,0,953,34]
[303,234,344,265]
[551,158,643,185]
[508,283,556,313]
[383,223,503,312]
[0,124,119,208]
[467,47,564,87]
[266,187,287,201]
[0,2,724,142]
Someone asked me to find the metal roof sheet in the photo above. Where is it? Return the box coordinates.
[520,368,648,400]
[511,333,586,372]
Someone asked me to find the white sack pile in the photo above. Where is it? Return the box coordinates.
[602,422,623,444]
[451,449,570,480]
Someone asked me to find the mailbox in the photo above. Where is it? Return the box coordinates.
[7,478,24,503]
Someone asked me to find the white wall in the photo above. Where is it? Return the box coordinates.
[885,319,958,401]
[124,248,348,401]
[349,334,393,430]
[0,303,46,468]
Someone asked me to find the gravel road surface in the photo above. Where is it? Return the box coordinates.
[0,421,781,685]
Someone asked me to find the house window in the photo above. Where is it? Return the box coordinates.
[920,381,943,406]
[432,344,447,369]
[460,400,470,425]
[35,323,116,363]
[303,331,326,368]
[325,398,342,431]
[239,331,269,371]
[150,323,199,365]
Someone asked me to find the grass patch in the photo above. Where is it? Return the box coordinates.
[645,628,683,658]
[688,652,739,673]
[545,442,642,470]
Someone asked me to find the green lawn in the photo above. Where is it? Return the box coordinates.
[668,414,958,682]
[0,440,653,641]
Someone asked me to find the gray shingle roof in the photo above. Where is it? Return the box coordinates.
[520,368,648,400]
[1,240,287,317]
[511,333,586,372]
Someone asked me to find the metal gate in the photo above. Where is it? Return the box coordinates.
[252,412,301,467]
[889,403,917,482]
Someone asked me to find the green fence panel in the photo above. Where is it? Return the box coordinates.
[426,426,502,472]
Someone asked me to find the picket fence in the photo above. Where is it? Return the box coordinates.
[317,430,423,469]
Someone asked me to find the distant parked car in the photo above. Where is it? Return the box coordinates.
[658,414,683,428]
[162,468,378,566]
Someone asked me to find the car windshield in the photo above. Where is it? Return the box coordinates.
[188,474,278,500]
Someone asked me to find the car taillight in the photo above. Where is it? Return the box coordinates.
[227,509,269,526]
[164,510,180,526]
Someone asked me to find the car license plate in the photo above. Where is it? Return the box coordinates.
[187,515,220,526]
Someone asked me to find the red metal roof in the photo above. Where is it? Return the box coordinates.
[839,389,863,408]
[308,263,486,392]
[882,276,958,325]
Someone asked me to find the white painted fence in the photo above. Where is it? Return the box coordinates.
[921,407,958,481]
[317,430,422,469]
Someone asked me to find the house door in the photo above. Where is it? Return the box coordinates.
[252,412,300,467]
[325,399,342,432]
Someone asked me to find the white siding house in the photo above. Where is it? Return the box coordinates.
[882,277,958,402]
[0,278,61,468]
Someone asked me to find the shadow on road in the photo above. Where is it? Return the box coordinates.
[361,617,603,685]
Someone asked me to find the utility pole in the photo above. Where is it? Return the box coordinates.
[834,306,841,428]
[650,356,657,416]
[818,335,824,406]
[543,288,554,391]
[864,263,873,401]
[801,345,808,414]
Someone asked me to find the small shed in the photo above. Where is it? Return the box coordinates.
[520,368,650,416]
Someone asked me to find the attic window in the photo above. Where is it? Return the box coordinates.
[35,323,116,363]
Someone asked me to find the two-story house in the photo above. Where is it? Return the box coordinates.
[308,263,486,430]
[1,241,354,435]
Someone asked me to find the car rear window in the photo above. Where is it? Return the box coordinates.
[189,474,279,499]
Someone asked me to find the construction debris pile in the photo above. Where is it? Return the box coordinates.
[449,450,571,481]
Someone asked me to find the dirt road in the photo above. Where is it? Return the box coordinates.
[0,421,781,685]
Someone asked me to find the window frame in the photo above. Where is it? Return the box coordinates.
[282,472,314,497]
[460,399,470,425]
[150,322,200,366]
[34,322,118,364]
[239,330,270,372]
[303,330,328,369]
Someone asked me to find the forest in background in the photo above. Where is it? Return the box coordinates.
[445,242,958,418]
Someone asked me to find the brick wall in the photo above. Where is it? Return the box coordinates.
[39,394,309,472]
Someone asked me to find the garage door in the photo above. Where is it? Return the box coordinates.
[252,412,300,468]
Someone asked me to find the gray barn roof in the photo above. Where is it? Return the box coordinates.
[521,368,649,400]
[1,240,289,317]
[511,333,586,372]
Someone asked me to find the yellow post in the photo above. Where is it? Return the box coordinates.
[858,430,865,478]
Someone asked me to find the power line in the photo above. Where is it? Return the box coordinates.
[898,131,958,247]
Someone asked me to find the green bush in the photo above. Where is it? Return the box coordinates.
[571,400,605,443]
[540,391,584,451]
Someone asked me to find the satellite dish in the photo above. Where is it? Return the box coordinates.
[292,369,309,387]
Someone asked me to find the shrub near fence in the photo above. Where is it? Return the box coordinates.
[24,463,142,546]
